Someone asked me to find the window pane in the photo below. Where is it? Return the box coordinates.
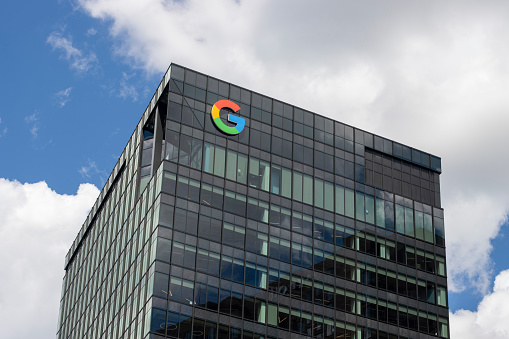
[282,168,292,198]
[214,146,225,177]
[365,194,375,224]
[303,174,313,205]
[237,153,248,184]
[396,204,405,234]
[335,185,345,215]
[293,172,302,202]
[415,211,424,240]
[315,179,324,209]
[345,188,354,218]
[405,207,414,237]
[376,199,385,227]
[226,151,237,181]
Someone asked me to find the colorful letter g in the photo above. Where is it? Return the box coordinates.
[211,100,245,135]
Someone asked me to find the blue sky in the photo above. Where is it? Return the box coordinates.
[0,0,161,193]
[1,1,509,338]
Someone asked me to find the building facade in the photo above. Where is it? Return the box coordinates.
[57,64,449,339]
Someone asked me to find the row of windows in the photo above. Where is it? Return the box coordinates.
[150,307,416,339]
[150,311,276,339]
[149,270,449,338]
[166,119,359,181]
[163,135,446,246]
[169,66,441,172]
[154,231,447,309]
[160,182,446,280]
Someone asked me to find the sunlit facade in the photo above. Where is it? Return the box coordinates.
[57,64,449,339]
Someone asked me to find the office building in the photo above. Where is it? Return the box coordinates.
[57,64,449,339]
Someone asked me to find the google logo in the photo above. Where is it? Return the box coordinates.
[211,100,245,135]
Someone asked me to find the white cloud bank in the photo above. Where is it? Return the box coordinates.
[0,179,99,339]
[450,269,509,338]
[77,0,509,295]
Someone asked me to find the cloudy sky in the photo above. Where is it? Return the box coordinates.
[1,0,509,338]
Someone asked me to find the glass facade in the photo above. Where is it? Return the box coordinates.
[57,64,449,339]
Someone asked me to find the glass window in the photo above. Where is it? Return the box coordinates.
[345,188,355,218]
[356,191,365,222]
[171,242,196,269]
[222,223,245,248]
[165,311,181,337]
[246,229,268,255]
[152,272,169,299]
[376,197,385,227]
[425,253,436,273]
[203,143,226,177]
[427,314,438,336]
[226,151,237,182]
[196,249,221,276]
[156,237,172,262]
[396,204,405,234]
[169,277,195,304]
[293,172,303,202]
[314,218,334,243]
[269,204,291,229]
[387,302,398,325]
[247,198,269,223]
[249,158,270,191]
[335,185,345,215]
[437,286,447,307]
[434,215,445,246]
[200,183,223,210]
[198,215,222,242]
[267,303,278,327]
[365,193,375,224]
[405,206,414,237]
[416,250,426,271]
[427,282,436,303]
[385,200,395,231]
[174,208,198,235]
[303,174,313,205]
[270,165,281,195]
[336,224,355,248]
[323,181,334,212]
[224,190,246,215]
[436,256,446,276]
[439,317,449,338]
[345,291,356,313]
[150,308,167,335]
[387,271,397,293]
[278,306,290,329]
[424,212,433,243]
[415,210,424,240]
[315,179,324,209]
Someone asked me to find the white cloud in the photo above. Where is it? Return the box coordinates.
[25,112,39,138]
[55,87,72,107]
[86,27,97,36]
[450,269,509,338]
[0,179,99,339]
[77,0,509,294]
[118,72,138,101]
[47,31,98,72]
[0,117,6,138]
[79,159,108,185]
